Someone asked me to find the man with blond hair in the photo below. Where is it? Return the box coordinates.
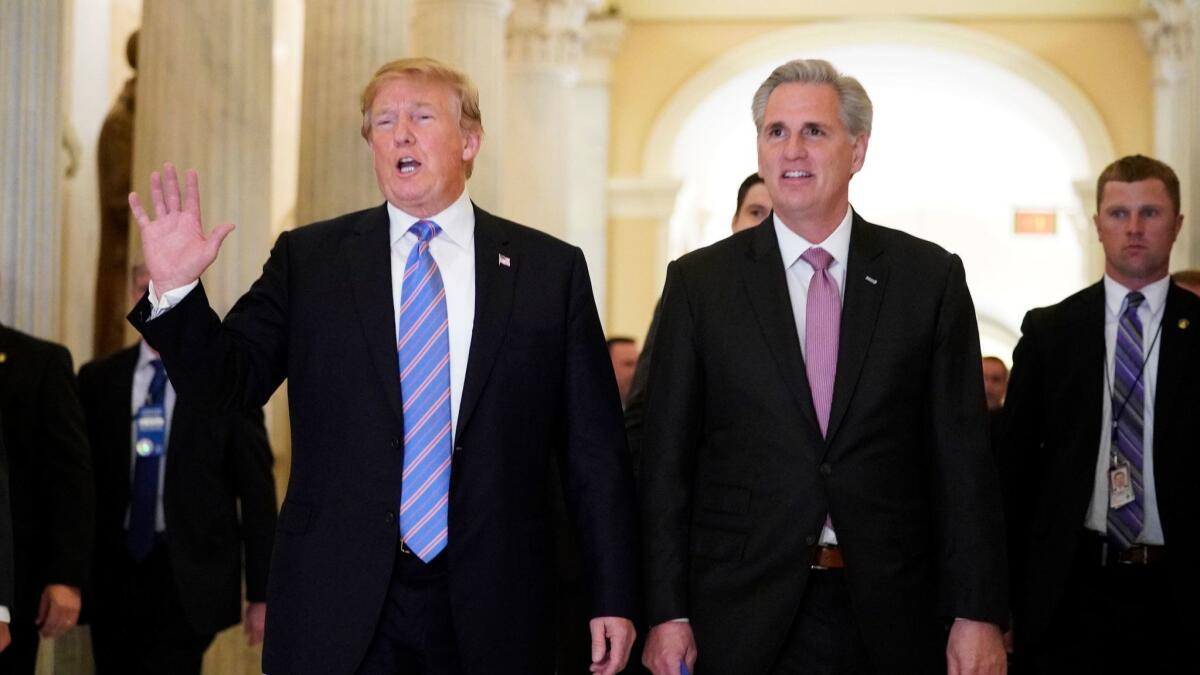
[640,59,1008,674]
[127,58,638,675]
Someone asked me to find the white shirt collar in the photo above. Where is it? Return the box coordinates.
[773,204,854,270]
[387,189,475,250]
[136,340,161,371]
[1103,274,1170,318]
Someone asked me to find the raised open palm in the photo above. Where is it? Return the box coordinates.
[129,162,235,293]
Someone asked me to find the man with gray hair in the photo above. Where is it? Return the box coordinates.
[639,59,1008,674]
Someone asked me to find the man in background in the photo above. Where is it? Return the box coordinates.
[0,322,93,674]
[982,356,1008,411]
[1003,155,1199,673]
[79,266,276,674]
[607,337,639,408]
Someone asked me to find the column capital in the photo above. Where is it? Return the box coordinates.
[580,13,626,84]
[608,176,683,221]
[1140,0,1195,62]
[507,0,600,70]
[414,0,513,17]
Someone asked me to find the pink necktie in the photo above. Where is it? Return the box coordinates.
[800,247,840,436]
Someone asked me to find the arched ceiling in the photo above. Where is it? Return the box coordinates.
[609,0,1143,20]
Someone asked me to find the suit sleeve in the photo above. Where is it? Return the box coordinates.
[230,407,277,603]
[623,296,663,479]
[927,255,1008,625]
[0,413,14,612]
[998,310,1046,603]
[37,345,95,588]
[639,262,705,626]
[559,248,640,620]
[128,231,293,413]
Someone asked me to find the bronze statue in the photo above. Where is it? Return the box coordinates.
[93,30,138,358]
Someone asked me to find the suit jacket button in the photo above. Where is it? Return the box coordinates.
[385,511,396,525]
[390,437,401,449]
[820,463,832,476]
[805,534,817,546]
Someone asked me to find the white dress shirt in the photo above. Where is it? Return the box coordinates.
[1084,274,1168,544]
[127,341,176,533]
[387,191,476,437]
[149,190,477,440]
[774,205,854,546]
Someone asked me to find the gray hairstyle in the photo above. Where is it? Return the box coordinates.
[751,59,873,138]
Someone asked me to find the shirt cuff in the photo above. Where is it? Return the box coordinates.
[0,605,10,623]
[148,279,199,319]
[670,618,689,623]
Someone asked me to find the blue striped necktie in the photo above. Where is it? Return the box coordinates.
[398,220,452,562]
[1108,291,1145,548]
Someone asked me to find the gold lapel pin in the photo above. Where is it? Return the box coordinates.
[0,352,7,363]
[1179,318,1190,330]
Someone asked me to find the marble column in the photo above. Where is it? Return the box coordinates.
[295,0,411,224]
[0,0,69,338]
[607,176,681,337]
[566,14,624,322]
[502,0,596,240]
[411,0,511,211]
[132,1,274,318]
[1141,0,1200,269]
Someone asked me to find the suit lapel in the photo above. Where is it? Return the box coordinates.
[1152,284,1196,462]
[345,204,405,424]
[824,215,888,447]
[1074,282,1107,467]
[740,220,822,436]
[455,206,515,440]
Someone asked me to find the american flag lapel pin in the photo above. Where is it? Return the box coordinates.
[865,275,878,285]
[498,253,511,267]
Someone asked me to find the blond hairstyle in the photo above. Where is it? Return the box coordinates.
[751,59,872,138]
[360,58,483,177]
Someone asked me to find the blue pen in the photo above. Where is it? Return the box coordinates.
[680,662,690,675]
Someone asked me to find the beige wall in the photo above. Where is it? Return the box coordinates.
[604,17,1153,339]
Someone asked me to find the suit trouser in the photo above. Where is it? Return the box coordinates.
[0,620,39,675]
[769,568,946,675]
[89,539,215,675]
[1023,534,1184,674]
[770,569,874,675]
[357,544,463,675]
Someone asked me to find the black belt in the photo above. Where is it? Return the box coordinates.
[1079,530,1166,567]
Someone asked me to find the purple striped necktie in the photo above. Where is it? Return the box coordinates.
[801,247,840,437]
[1108,291,1146,548]
[802,247,840,540]
[398,220,453,562]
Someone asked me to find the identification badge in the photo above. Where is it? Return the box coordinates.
[134,403,166,458]
[1109,464,1135,509]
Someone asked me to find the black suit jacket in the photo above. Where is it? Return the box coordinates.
[1003,281,1200,651]
[0,411,13,613]
[0,324,94,624]
[640,213,1008,674]
[129,204,638,675]
[77,344,276,635]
